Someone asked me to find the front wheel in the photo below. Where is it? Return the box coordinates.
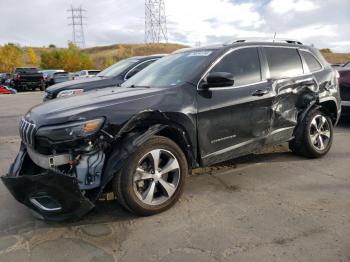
[114,136,188,216]
[289,109,333,158]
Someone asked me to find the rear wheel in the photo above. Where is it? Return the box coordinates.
[114,136,188,216]
[289,109,333,158]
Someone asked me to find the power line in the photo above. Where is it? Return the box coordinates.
[67,6,87,48]
[145,0,168,43]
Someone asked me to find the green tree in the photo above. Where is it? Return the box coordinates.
[320,48,332,53]
[40,42,94,71]
[40,49,62,69]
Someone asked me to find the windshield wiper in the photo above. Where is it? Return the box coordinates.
[129,85,151,88]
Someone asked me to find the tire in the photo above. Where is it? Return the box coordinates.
[113,136,188,216]
[289,109,333,158]
[40,84,45,91]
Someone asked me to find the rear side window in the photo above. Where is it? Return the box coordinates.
[264,47,303,78]
[301,51,322,72]
[211,47,261,86]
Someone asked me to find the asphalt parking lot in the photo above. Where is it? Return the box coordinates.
[0,92,350,262]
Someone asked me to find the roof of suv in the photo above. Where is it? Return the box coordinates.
[174,39,313,54]
[173,39,328,67]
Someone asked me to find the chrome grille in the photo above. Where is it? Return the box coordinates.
[19,118,37,146]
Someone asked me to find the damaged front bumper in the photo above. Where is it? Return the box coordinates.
[1,144,95,221]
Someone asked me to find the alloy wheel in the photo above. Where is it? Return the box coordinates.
[133,149,181,206]
[309,115,331,151]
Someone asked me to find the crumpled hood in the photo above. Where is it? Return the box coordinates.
[28,87,171,127]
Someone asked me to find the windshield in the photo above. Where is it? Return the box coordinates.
[97,58,139,77]
[121,50,216,88]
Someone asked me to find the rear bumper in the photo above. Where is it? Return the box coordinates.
[1,144,94,221]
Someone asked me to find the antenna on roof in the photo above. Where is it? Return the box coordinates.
[273,32,277,40]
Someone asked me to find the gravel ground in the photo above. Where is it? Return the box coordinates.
[0,92,350,262]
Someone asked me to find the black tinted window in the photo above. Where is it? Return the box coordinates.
[211,48,261,86]
[265,47,303,78]
[301,51,322,72]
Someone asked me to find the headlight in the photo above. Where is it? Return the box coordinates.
[36,118,104,141]
[57,89,84,98]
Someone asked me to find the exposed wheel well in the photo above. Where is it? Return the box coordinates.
[157,127,197,169]
[319,100,338,124]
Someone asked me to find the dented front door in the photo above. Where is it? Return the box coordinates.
[196,47,275,165]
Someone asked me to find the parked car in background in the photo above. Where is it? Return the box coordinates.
[44,54,164,100]
[0,85,17,94]
[334,62,350,116]
[75,70,101,79]
[0,73,11,84]
[41,70,70,87]
[2,40,340,221]
[50,72,70,86]
[10,67,44,91]
[40,70,64,87]
[72,72,80,80]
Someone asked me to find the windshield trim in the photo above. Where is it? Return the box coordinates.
[123,58,158,80]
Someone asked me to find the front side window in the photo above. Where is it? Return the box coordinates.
[344,62,350,68]
[301,51,322,72]
[265,47,303,78]
[210,48,262,86]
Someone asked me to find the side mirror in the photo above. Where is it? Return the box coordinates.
[204,72,234,88]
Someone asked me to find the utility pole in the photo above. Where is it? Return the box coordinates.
[68,6,87,48]
[145,0,168,43]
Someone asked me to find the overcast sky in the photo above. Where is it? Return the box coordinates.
[0,0,349,52]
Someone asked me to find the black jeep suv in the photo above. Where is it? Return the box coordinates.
[2,40,340,221]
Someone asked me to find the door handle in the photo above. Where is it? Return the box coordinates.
[252,89,269,97]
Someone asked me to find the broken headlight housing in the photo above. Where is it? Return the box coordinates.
[36,118,104,141]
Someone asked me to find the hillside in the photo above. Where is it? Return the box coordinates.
[14,43,350,70]
[320,51,350,64]
[83,44,349,67]
[83,43,188,68]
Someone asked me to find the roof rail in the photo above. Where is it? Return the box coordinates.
[231,38,303,45]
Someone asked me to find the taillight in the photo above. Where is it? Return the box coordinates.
[16,74,20,81]
[40,76,44,81]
